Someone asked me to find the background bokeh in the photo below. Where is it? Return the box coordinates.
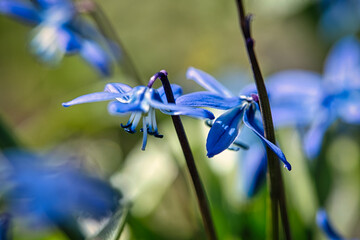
[0,0,359,239]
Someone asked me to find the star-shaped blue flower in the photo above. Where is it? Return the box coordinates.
[2,149,121,224]
[176,67,291,171]
[0,0,113,76]
[264,36,360,159]
[63,79,214,150]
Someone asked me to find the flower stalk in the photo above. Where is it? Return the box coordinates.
[149,70,217,240]
[234,1,291,239]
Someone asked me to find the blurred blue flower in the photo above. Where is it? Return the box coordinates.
[319,0,360,41]
[235,127,267,198]
[2,149,121,225]
[316,209,346,240]
[0,0,113,76]
[63,80,214,150]
[177,67,291,170]
[265,36,360,159]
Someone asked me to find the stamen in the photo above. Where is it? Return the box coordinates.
[120,123,132,128]
[232,141,249,150]
[228,146,240,151]
[205,119,214,127]
[150,108,158,132]
[130,113,142,132]
[154,133,163,138]
[141,116,148,150]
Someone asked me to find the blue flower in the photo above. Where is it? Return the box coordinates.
[0,0,113,76]
[265,36,360,159]
[176,67,291,171]
[63,79,214,150]
[316,209,346,240]
[2,149,121,224]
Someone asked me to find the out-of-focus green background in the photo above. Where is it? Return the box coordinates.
[0,0,359,239]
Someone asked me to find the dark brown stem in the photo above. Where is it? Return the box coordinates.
[235,1,291,239]
[150,71,217,240]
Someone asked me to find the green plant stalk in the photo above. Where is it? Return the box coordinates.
[234,1,291,239]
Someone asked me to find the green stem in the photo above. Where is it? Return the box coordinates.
[149,71,217,240]
[234,1,291,239]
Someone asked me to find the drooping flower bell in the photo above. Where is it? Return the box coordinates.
[0,0,114,76]
[63,70,214,150]
[177,67,291,170]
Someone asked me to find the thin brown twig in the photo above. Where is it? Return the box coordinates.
[234,1,291,239]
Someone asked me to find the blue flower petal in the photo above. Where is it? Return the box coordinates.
[206,106,246,158]
[323,36,360,91]
[149,99,215,119]
[316,209,344,240]
[80,40,113,76]
[56,27,82,53]
[337,94,360,124]
[176,91,244,110]
[239,83,257,96]
[0,1,41,24]
[186,67,234,97]
[104,83,133,94]
[240,139,267,198]
[266,70,323,100]
[303,109,335,159]
[271,106,317,128]
[62,92,125,107]
[157,84,183,103]
[107,101,143,115]
[243,104,292,171]
[34,0,73,9]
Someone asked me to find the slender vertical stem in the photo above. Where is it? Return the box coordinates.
[76,0,143,85]
[234,1,291,239]
[149,71,217,240]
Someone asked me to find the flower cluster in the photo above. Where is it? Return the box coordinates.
[177,67,291,170]
[265,36,360,159]
[0,0,114,76]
